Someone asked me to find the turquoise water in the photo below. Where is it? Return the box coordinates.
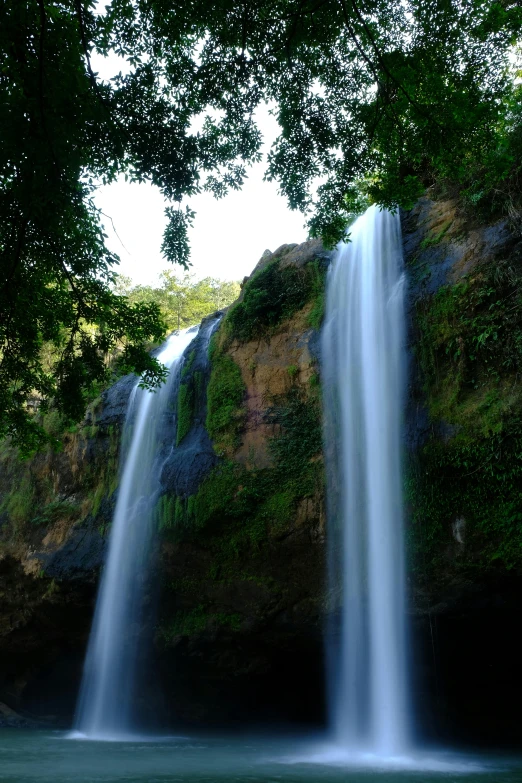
[0,731,521,783]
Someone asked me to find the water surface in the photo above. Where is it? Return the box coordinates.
[0,731,520,783]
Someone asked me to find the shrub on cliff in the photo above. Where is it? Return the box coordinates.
[227,258,326,343]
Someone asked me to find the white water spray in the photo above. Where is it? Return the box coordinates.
[322,205,408,755]
[74,328,197,740]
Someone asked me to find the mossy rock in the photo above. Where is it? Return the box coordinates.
[409,252,522,577]
[205,339,246,455]
[225,257,327,344]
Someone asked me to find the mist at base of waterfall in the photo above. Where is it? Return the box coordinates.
[1,730,521,783]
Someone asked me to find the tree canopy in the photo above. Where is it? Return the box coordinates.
[1,0,521,451]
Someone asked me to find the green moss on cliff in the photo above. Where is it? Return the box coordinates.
[206,337,246,454]
[266,388,324,498]
[416,260,522,434]
[31,499,80,527]
[410,254,522,576]
[176,382,194,446]
[1,472,36,529]
[0,420,121,543]
[307,261,328,330]
[160,385,323,567]
[226,258,325,343]
[181,349,196,378]
[86,424,121,518]
[176,370,205,446]
[158,604,241,641]
[407,428,522,574]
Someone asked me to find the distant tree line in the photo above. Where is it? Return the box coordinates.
[113,273,241,332]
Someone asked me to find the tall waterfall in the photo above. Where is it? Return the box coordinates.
[322,205,408,755]
[74,328,197,739]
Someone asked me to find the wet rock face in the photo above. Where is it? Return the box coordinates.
[402,196,516,455]
[38,516,107,582]
[159,317,220,497]
[95,373,136,429]
[402,196,514,298]
[402,196,522,744]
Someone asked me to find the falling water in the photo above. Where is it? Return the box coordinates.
[322,205,408,755]
[74,328,197,739]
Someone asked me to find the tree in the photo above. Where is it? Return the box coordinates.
[1,0,257,452]
[121,272,240,331]
[1,0,521,451]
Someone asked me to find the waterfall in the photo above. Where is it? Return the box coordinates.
[322,205,408,755]
[74,328,197,740]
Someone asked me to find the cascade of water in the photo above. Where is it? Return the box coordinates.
[322,205,408,755]
[74,328,197,740]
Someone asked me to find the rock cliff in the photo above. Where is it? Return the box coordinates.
[403,194,522,743]
[0,239,330,727]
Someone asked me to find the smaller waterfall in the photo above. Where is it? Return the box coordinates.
[322,205,408,755]
[74,328,197,739]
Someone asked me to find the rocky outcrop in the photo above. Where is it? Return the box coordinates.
[153,240,329,726]
[0,390,124,717]
[402,194,522,743]
[159,318,219,497]
[403,193,522,587]
[0,240,330,727]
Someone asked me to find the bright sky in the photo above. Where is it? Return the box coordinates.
[91,55,308,287]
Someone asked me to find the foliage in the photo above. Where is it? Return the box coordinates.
[0,0,171,451]
[416,257,522,434]
[0,473,36,529]
[31,499,79,527]
[444,75,522,223]
[226,258,326,343]
[0,0,251,452]
[158,604,241,641]
[2,0,521,451]
[206,337,246,453]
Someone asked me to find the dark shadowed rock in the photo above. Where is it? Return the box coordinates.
[159,316,221,498]
[38,516,108,582]
[96,374,136,429]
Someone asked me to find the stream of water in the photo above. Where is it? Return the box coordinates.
[322,206,408,755]
[74,329,198,740]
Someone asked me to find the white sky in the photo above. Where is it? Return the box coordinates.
[91,55,308,286]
